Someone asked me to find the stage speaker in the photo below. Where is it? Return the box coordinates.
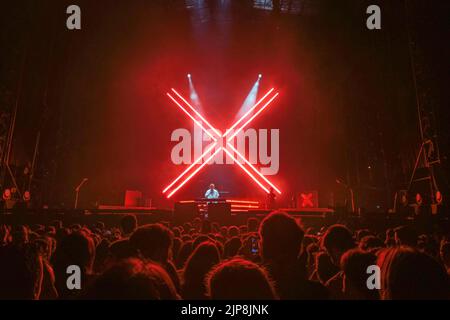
[173,202,199,225]
[207,202,231,224]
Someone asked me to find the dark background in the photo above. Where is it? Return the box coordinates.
[1,0,449,209]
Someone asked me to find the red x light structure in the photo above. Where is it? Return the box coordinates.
[163,85,281,199]
[300,193,314,208]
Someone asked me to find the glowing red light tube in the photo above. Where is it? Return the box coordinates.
[162,142,218,194]
[171,88,222,138]
[167,93,217,141]
[223,88,275,138]
[227,92,279,142]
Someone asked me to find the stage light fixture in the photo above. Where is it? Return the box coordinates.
[258,74,262,79]
[436,191,443,205]
[415,193,423,206]
[187,74,191,78]
[234,78,261,121]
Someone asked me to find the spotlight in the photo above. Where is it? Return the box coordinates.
[2,189,11,200]
[187,74,191,78]
[258,74,262,79]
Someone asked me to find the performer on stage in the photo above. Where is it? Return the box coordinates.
[205,183,219,199]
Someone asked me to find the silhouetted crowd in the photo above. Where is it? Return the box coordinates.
[0,211,449,300]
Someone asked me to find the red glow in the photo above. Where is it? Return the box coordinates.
[222,147,270,194]
[300,193,314,207]
[225,199,259,204]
